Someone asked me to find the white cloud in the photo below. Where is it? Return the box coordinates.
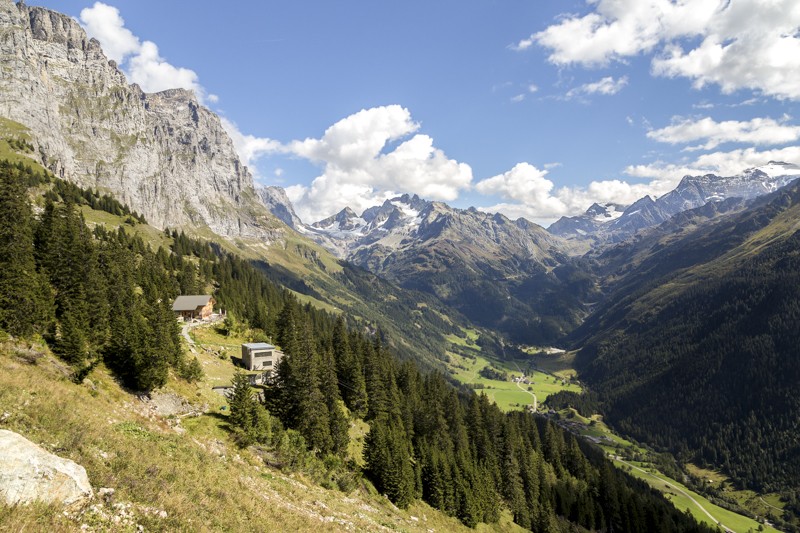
[285,106,473,223]
[565,76,628,99]
[511,94,526,103]
[126,41,202,95]
[219,117,282,176]
[475,162,656,224]
[627,146,800,180]
[79,2,138,63]
[648,116,800,150]
[528,84,539,93]
[525,0,800,100]
[475,144,800,225]
[79,3,210,100]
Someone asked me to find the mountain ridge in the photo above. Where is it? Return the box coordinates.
[549,162,800,244]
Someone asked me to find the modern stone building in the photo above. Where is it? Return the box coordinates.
[241,343,284,372]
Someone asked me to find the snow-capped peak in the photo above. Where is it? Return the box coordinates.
[756,161,800,178]
[585,202,625,222]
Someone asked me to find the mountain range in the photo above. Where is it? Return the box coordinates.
[277,192,593,344]
[549,161,800,244]
[2,0,800,528]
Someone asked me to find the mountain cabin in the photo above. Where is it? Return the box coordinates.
[172,295,215,321]
[242,343,284,372]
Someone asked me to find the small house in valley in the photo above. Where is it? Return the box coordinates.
[242,343,284,372]
[172,295,215,321]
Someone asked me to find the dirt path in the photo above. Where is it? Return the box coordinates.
[181,324,194,345]
[615,457,730,532]
[512,362,538,410]
[760,496,783,512]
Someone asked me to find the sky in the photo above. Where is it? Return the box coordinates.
[46,0,800,225]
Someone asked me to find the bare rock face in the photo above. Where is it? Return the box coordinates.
[0,1,282,241]
[0,429,93,510]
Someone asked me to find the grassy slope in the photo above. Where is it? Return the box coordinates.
[1,338,519,532]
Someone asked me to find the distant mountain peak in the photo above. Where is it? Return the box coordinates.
[550,163,800,243]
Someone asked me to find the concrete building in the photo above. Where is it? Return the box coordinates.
[241,343,284,372]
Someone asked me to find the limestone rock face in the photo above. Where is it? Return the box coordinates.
[0,429,93,510]
[256,185,304,229]
[0,1,282,240]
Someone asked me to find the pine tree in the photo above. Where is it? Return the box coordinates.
[228,370,274,447]
[293,321,332,453]
[320,347,350,456]
[500,422,530,528]
[333,318,368,417]
[229,371,257,431]
[364,417,415,509]
[55,305,87,365]
[0,162,53,336]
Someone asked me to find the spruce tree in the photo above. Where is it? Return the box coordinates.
[293,321,332,453]
[332,317,368,417]
[320,347,350,456]
[0,162,53,337]
[55,305,87,365]
[364,417,415,509]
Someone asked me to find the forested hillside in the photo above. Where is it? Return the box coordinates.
[573,181,800,503]
[0,160,718,531]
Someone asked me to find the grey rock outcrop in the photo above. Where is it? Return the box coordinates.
[0,1,281,240]
[256,185,304,229]
[0,429,93,510]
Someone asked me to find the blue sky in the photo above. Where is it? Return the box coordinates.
[49,1,800,224]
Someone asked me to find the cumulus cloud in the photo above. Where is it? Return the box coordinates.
[564,76,628,100]
[78,2,138,62]
[285,106,473,223]
[627,146,800,180]
[79,2,208,100]
[219,117,282,176]
[524,0,800,100]
[475,162,657,225]
[647,116,800,150]
[126,41,202,95]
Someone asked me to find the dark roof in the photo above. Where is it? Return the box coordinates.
[172,295,214,311]
[242,343,275,350]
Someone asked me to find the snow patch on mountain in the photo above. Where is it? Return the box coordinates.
[549,162,800,243]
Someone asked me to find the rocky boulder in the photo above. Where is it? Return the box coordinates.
[0,429,93,510]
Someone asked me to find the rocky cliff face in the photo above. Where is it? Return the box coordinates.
[255,185,304,229]
[0,1,280,239]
